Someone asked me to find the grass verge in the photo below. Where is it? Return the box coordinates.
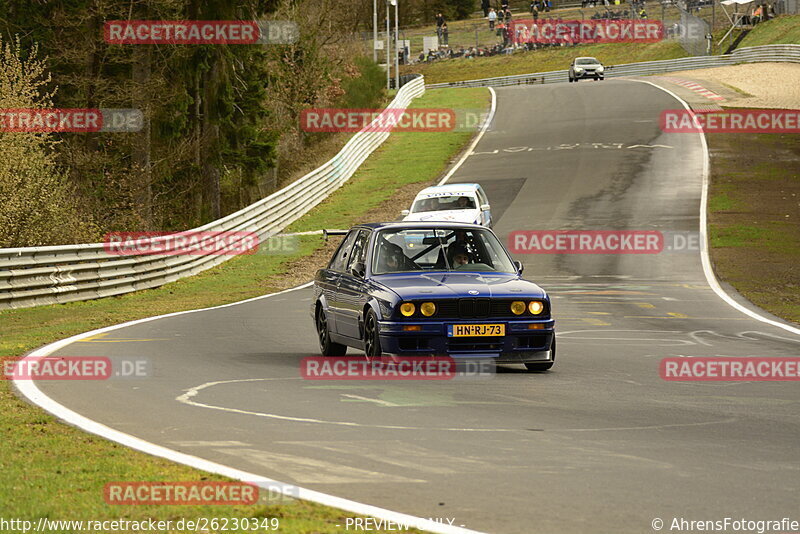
[401,13,799,85]
[0,86,489,533]
[738,14,800,47]
[403,39,687,84]
[707,131,800,324]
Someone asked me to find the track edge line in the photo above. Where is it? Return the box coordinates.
[629,78,800,337]
[12,282,484,534]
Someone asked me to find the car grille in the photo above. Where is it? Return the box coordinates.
[412,299,548,319]
[448,337,504,352]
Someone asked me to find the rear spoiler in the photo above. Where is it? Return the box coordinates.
[267,229,348,241]
[323,229,349,241]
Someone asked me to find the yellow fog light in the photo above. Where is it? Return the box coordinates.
[400,302,416,317]
[510,301,526,315]
[420,302,436,317]
[528,301,545,315]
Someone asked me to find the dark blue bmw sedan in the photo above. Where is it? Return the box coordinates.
[311,222,556,371]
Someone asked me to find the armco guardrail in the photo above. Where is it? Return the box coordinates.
[0,76,426,310]
[426,44,800,89]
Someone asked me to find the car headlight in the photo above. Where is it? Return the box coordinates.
[597,66,604,72]
[420,302,436,317]
[528,301,545,315]
[574,67,583,72]
[400,302,416,317]
[511,301,526,315]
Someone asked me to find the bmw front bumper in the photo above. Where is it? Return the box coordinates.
[377,319,555,362]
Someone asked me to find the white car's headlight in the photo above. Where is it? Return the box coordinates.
[597,66,604,72]
[574,67,583,72]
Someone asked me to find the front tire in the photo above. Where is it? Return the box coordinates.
[364,309,382,359]
[316,307,346,356]
[525,337,556,372]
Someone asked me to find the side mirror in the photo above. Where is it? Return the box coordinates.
[400,209,410,217]
[513,260,524,274]
[480,204,491,211]
[351,261,366,278]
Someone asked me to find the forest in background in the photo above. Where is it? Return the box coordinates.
[0,0,476,247]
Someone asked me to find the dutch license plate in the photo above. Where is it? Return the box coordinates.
[447,324,505,337]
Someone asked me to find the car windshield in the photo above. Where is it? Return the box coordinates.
[411,195,476,213]
[576,58,599,65]
[372,228,516,274]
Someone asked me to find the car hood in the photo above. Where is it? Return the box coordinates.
[373,272,546,300]
[575,63,602,69]
[403,209,481,224]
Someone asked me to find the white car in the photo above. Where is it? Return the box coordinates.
[401,184,492,227]
[568,56,605,82]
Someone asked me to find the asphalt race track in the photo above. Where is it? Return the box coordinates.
[27,80,800,533]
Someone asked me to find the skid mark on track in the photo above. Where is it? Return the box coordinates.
[170,440,251,447]
[176,378,738,434]
[278,441,489,475]
[213,448,423,484]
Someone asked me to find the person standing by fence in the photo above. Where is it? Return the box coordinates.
[488,8,497,30]
[436,12,445,41]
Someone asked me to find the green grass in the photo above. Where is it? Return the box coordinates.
[289,87,488,232]
[0,87,488,532]
[404,39,687,84]
[707,132,800,324]
[708,188,741,212]
[400,8,799,84]
[739,14,800,47]
[709,224,768,248]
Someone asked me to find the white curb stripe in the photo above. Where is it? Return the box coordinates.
[438,88,497,186]
[13,283,483,533]
[632,79,800,337]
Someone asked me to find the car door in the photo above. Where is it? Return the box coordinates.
[335,229,372,340]
[323,229,358,334]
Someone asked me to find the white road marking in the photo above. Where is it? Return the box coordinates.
[341,394,401,407]
[438,88,497,186]
[631,79,800,338]
[176,378,520,432]
[13,283,481,534]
